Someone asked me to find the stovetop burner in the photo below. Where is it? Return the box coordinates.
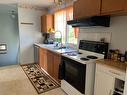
[87,55,98,59]
[80,57,89,61]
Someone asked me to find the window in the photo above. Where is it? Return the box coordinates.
[54,6,79,45]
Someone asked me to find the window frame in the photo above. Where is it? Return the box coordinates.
[54,6,79,46]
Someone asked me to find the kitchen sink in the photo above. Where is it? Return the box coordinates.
[36,43,76,54]
[54,48,76,53]
[52,46,66,50]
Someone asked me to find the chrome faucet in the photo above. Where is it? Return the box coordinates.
[54,30,62,48]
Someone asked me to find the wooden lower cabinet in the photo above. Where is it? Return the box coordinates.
[39,48,47,71]
[53,53,61,82]
[47,51,54,77]
[39,48,61,82]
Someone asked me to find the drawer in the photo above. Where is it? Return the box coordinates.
[96,63,126,80]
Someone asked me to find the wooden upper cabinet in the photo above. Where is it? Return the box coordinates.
[73,0,101,19]
[41,14,54,32]
[101,0,124,15]
[123,0,127,12]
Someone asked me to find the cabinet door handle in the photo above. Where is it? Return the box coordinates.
[109,70,121,76]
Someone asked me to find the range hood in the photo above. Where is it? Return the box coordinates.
[67,16,110,27]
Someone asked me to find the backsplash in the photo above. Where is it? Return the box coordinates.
[78,15,127,53]
[78,30,111,43]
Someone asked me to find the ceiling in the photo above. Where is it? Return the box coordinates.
[0,0,54,9]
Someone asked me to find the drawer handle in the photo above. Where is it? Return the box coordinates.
[109,70,121,76]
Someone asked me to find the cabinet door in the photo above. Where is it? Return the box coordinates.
[101,0,124,15]
[46,14,54,32]
[41,15,47,32]
[123,0,127,12]
[47,51,54,77]
[73,0,101,19]
[41,14,54,32]
[94,71,115,95]
[39,48,47,71]
[53,53,61,82]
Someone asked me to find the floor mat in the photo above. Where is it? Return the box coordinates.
[21,64,60,94]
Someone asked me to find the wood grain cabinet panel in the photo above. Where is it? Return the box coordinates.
[41,14,54,33]
[101,0,124,15]
[47,51,54,77]
[53,53,61,82]
[39,48,61,82]
[73,0,101,19]
[73,0,127,18]
[39,48,47,71]
[123,0,127,12]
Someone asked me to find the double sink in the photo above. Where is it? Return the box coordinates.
[35,43,76,54]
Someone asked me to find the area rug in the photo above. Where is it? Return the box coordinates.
[21,64,60,94]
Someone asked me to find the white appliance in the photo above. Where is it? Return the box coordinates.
[60,40,109,95]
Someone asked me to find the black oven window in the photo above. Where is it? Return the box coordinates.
[63,57,86,94]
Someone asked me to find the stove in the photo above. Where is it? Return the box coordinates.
[63,40,108,63]
[63,51,104,64]
[61,40,109,95]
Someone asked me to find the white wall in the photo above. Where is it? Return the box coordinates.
[79,16,127,53]
[18,7,46,64]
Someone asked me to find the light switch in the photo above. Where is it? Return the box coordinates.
[0,44,7,54]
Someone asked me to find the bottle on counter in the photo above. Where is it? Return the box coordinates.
[108,49,123,62]
[114,49,120,61]
[120,54,125,63]
[107,49,115,59]
[117,53,122,62]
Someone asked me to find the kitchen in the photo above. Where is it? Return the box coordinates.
[0,0,127,95]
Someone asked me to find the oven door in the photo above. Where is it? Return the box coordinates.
[61,56,86,94]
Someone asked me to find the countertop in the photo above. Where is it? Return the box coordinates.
[34,43,77,54]
[96,59,127,72]
[35,43,127,72]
